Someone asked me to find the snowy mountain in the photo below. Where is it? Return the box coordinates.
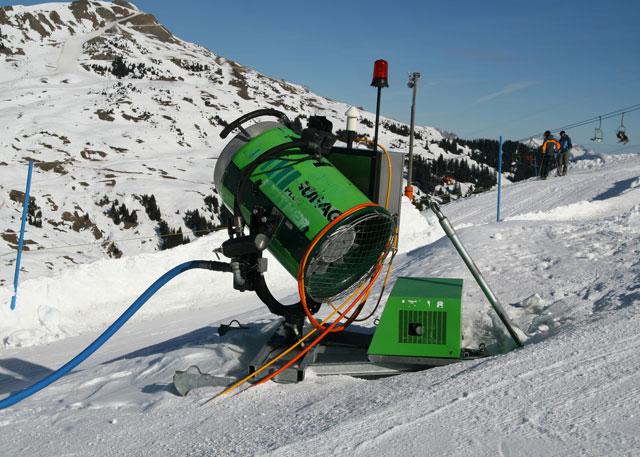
[0,151,638,455]
[0,0,500,288]
[3,4,640,454]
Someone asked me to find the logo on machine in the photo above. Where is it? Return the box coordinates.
[297,181,342,222]
[255,161,342,222]
[400,298,445,309]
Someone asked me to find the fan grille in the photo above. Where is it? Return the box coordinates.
[304,210,395,303]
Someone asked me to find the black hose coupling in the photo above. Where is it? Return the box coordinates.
[205,260,233,273]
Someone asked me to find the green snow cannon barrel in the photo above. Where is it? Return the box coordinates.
[214,117,395,303]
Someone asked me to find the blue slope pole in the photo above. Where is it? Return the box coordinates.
[496,136,503,223]
[10,160,34,311]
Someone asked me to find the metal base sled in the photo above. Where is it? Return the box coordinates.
[173,366,236,397]
[172,320,479,395]
[246,323,462,383]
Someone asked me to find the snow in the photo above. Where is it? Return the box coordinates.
[0,151,638,455]
[1,2,640,456]
[0,232,296,348]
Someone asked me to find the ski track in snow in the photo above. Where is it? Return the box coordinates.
[56,15,126,76]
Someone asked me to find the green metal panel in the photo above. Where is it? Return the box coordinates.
[326,148,377,199]
[368,277,462,359]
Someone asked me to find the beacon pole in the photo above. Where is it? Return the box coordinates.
[370,59,388,152]
[405,71,421,201]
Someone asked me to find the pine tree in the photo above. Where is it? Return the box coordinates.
[184,209,215,236]
[140,194,161,221]
[157,219,190,250]
[107,202,121,225]
[111,56,130,78]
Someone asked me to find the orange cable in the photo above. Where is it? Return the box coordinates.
[203,280,368,402]
[255,262,384,385]
[298,202,378,332]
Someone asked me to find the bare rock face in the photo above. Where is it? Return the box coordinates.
[113,0,136,10]
[121,13,177,44]
[0,6,12,25]
[69,0,101,28]
[1,1,138,46]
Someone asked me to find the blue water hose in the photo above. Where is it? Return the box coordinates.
[0,260,231,410]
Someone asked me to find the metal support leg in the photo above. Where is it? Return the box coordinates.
[428,199,523,347]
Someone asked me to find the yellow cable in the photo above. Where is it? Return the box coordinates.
[214,237,390,399]
[354,224,399,323]
[203,281,368,403]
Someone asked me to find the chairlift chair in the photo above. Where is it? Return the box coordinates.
[616,113,629,144]
[591,116,604,143]
[591,127,603,143]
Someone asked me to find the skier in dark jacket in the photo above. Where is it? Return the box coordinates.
[558,130,572,176]
[540,131,560,179]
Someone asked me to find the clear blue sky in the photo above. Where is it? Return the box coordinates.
[6,0,640,152]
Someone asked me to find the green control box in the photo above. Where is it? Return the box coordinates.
[368,277,462,362]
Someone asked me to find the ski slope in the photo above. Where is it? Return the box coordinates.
[1,153,639,456]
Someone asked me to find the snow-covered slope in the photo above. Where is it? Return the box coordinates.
[0,0,494,288]
[0,152,639,456]
[2,2,640,455]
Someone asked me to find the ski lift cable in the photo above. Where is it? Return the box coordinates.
[549,105,638,133]
[559,107,637,136]
[521,105,639,141]
[518,103,640,142]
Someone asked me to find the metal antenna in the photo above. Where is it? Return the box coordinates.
[405,71,421,200]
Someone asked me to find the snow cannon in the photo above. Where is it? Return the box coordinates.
[214,109,395,333]
[0,109,402,408]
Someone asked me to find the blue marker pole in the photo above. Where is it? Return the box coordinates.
[496,136,503,223]
[10,160,34,311]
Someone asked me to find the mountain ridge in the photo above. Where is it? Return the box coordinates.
[0,0,500,287]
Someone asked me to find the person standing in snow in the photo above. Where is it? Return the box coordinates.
[540,130,560,179]
[558,130,572,176]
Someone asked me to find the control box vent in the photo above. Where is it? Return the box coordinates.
[399,310,447,345]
